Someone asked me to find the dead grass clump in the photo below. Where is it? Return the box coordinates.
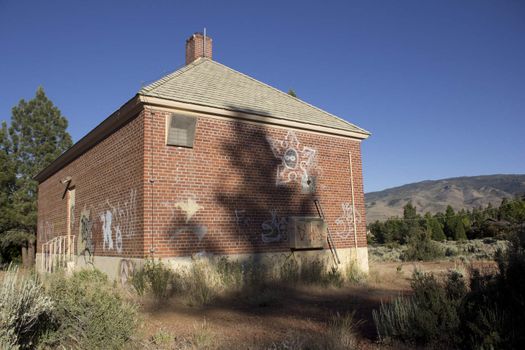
[269,312,362,350]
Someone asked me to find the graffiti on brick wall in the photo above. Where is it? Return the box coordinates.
[335,202,362,239]
[118,259,135,285]
[101,189,137,254]
[78,207,94,263]
[162,194,207,242]
[267,130,319,192]
[261,210,288,243]
[174,195,203,223]
[235,209,251,241]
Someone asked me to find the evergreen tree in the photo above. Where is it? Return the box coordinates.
[428,216,446,241]
[403,201,418,221]
[287,89,297,97]
[444,205,456,239]
[454,219,467,241]
[1,87,72,264]
[0,122,16,234]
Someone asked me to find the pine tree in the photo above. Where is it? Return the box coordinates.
[444,205,456,239]
[2,87,72,265]
[454,219,467,241]
[428,216,446,241]
[0,122,16,234]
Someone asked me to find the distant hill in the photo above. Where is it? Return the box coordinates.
[365,174,525,223]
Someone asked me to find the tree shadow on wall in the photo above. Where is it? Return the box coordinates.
[213,107,319,256]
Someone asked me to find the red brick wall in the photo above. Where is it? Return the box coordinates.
[37,111,145,258]
[143,108,367,257]
[37,106,367,260]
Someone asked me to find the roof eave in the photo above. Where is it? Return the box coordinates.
[139,94,370,140]
[34,95,143,183]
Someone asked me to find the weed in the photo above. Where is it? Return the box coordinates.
[191,318,213,349]
[150,328,173,349]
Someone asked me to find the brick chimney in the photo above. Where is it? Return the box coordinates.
[185,33,212,65]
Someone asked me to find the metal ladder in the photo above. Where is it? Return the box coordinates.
[314,199,340,265]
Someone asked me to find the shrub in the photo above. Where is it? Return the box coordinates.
[44,269,139,349]
[0,265,53,349]
[373,296,418,343]
[279,258,300,284]
[182,260,223,306]
[131,258,174,301]
[144,259,173,300]
[458,227,525,349]
[322,312,362,349]
[402,229,443,261]
[345,260,366,284]
[373,270,466,347]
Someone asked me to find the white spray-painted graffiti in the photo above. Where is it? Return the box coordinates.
[118,259,135,285]
[174,195,203,223]
[267,130,319,191]
[101,210,114,251]
[162,194,208,242]
[335,202,361,239]
[100,189,137,254]
[261,210,288,243]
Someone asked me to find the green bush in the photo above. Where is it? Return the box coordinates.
[458,227,525,349]
[0,265,53,349]
[131,258,174,301]
[44,269,139,350]
[402,229,444,261]
[373,270,466,347]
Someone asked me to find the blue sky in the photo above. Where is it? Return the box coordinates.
[1,0,523,192]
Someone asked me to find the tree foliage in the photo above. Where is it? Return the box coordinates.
[369,197,525,245]
[0,87,72,263]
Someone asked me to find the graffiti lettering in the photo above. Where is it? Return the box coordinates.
[262,210,288,243]
[335,202,361,239]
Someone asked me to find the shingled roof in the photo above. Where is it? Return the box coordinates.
[140,58,369,136]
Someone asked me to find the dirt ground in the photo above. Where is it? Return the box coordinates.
[139,259,496,349]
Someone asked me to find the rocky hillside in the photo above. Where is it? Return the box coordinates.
[365,174,525,223]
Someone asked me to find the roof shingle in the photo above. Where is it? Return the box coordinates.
[140,58,369,136]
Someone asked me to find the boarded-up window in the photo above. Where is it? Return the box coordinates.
[167,114,197,147]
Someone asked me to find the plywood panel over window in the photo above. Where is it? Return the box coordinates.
[167,114,197,148]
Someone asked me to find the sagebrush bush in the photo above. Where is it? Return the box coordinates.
[373,270,466,347]
[0,265,53,349]
[458,228,525,349]
[44,269,139,350]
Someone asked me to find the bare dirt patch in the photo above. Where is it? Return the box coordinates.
[139,259,493,348]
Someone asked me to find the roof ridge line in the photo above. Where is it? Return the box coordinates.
[140,58,208,93]
[206,60,370,135]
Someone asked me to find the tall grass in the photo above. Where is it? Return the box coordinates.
[132,256,351,306]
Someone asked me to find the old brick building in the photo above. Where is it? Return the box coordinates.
[35,33,370,280]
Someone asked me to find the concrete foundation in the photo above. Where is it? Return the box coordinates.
[36,247,369,282]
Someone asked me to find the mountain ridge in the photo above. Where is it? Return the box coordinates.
[365,174,525,223]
